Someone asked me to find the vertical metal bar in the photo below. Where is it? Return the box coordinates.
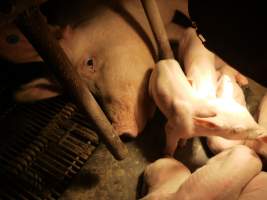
[140,0,174,59]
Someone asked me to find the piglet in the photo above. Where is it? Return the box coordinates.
[149,59,267,155]
[194,75,266,141]
[207,76,267,158]
[140,145,267,200]
[149,59,216,155]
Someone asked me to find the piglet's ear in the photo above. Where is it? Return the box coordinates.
[194,108,216,118]
[193,117,220,130]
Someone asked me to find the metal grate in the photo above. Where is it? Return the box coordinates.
[0,96,99,200]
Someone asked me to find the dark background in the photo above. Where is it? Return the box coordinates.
[189,0,267,86]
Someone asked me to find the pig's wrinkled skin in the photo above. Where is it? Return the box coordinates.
[0,0,187,137]
[149,59,266,155]
[140,145,267,200]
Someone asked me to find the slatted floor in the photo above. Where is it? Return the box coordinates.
[0,96,99,200]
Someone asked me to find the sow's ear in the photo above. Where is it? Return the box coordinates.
[14,78,61,102]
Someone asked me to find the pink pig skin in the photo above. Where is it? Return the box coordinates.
[207,76,267,158]
[149,59,217,155]
[149,59,267,156]
[140,145,267,200]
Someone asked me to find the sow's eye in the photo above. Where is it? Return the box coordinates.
[85,57,95,72]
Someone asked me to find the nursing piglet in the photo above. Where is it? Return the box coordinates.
[149,59,216,155]
[149,59,267,156]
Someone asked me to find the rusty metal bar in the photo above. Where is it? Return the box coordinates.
[140,0,174,59]
[15,7,128,160]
